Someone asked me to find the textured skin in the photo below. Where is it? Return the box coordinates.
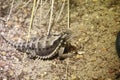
[116,31,120,58]
[1,33,69,59]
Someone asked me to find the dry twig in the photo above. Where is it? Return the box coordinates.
[34,0,40,15]
[7,0,15,21]
[22,0,32,8]
[43,0,54,47]
[27,0,36,41]
[56,1,65,22]
[67,0,70,29]
[47,0,54,36]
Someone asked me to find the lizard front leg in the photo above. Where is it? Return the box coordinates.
[58,47,74,59]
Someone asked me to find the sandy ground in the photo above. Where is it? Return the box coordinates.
[0,0,120,80]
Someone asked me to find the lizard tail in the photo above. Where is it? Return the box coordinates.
[0,34,18,48]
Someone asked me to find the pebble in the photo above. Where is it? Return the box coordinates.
[3,77,7,80]
[78,51,85,55]
[1,51,6,56]
[2,56,7,60]
[106,78,112,80]
[90,57,97,62]
[0,67,3,70]
[71,66,77,70]
[24,76,30,80]
[8,69,14,76]
[41,72,47,77]
[93,0,98,2]
[71,75,77,80]
[4,65,9,71]
[76,55,84,59]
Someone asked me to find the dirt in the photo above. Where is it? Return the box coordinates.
[0,0,120,80]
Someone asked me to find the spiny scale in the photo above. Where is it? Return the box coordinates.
[1,33,68,59]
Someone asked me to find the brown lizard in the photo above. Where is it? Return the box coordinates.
[1,31,75,60]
